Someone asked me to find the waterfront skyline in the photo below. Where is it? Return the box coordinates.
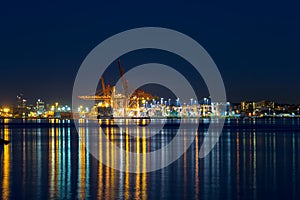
[1,93,299,119]
[2,1,300,200]
[1,1,300,105]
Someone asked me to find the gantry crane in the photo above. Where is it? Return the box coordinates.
[78,60,156,117]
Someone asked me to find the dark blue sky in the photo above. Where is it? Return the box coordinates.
[1,0,300,105]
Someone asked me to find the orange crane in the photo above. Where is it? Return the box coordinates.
[78,77,113,101]
[117,59,130,115]
[100,77,107,96]
[78,61,126,102]
[118,59,130,98]
[78,60,155,117]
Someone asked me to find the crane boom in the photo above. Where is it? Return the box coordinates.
[117,59,129,97]
[100,77,106,96]
[118,59,130,116]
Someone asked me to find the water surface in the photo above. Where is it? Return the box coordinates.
[0,118,300,199]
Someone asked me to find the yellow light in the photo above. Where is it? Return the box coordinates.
[3,108,10,113]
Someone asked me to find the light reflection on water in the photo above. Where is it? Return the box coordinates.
[0,118,299,199]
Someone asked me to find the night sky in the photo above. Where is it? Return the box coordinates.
[1,0,300,105]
